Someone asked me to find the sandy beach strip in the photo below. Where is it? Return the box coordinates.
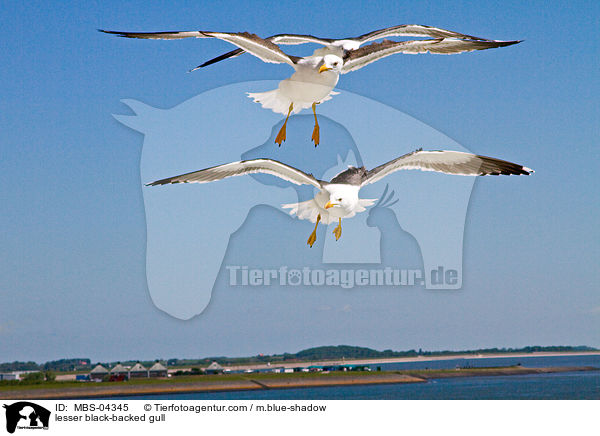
[224,351,600,372]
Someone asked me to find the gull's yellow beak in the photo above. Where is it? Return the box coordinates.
[319,65,331,73]
[324,201,335,209]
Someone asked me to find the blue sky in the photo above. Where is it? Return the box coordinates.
[1,0,598,363]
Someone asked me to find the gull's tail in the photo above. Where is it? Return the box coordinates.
[282,199,334,225]
[247,89,294,116]
[247,89,339,116]
[282,198,376,225]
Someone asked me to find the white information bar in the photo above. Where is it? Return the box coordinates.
[0,400,596,435]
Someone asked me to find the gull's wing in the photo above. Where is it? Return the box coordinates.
[147,159,323,188]
[191,33,332,69]
[98,29,211,40]
[193,25,504,68]
[269,34,335,45]
[100,29,299,68]
[100,29,333,45]
[267,26,488,45]
[362,149,533,186]
[200,32,299,66]
[342,38,521,73]
[355,24,487,44]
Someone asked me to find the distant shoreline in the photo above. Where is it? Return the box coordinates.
[1,363,598,400]
[222,350,600,371]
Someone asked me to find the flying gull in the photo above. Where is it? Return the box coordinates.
[100,25,521,146]
[147,149,533,247]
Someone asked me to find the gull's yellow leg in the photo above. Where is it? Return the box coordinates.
[332,217,342,241]
[307,214,321,247]
[311,102,320,146]
[275,103,294,146]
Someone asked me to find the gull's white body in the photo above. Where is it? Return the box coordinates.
[248,51,342,115]
[283,184,376,224]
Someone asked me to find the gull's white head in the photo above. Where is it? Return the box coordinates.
[319,54,343,74]
[324,184,360,214]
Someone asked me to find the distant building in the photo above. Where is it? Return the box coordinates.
[129,362,148,378]
[148,362,168,378]
[89,364,109,381]
[204,361,224,374]
[110,363,130,381]
[271,367,293,373]
[0,372,19,381]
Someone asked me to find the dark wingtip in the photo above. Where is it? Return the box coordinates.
[98,29,129,38]
[196,47,246,69]
[146,179,174,186]
[198,56,229,68]
[198,60,215,68]
[500,39,523,47]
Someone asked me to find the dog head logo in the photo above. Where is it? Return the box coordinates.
[3,402,50,433]
[115,81,475,320]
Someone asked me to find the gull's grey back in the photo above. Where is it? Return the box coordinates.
[328,166,368,185]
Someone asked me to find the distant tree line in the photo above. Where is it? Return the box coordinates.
[42,358,91,372]
[0,358,90,372]
[0,361,39,372]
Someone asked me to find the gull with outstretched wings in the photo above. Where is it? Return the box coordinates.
[101,25,521,146]
[148,149,533,247]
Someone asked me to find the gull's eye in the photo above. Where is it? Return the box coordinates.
[333,62,338,67]
[338,198,342,201]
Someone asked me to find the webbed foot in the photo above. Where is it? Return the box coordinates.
[332,218,342,241]
[307,213,321,247]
